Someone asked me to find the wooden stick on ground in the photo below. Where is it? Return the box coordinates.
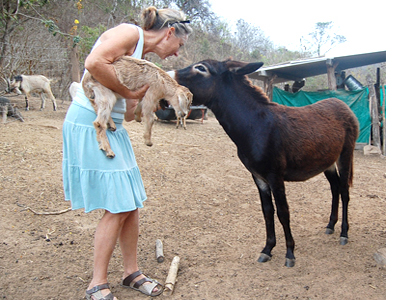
[164,256,180,296]
[26,207,72,215]
[155,239,164,263]
[17,203,72,215]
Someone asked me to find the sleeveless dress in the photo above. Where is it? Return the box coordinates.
[62,25,147,213]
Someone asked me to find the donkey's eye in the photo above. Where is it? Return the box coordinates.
[195,65,207,72]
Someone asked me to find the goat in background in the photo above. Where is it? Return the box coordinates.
[8,75,57,111]
[82,56,192,158]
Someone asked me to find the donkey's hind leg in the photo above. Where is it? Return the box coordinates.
[336,148,355,245]
[324,164,340,235]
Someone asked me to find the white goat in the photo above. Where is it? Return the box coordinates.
[69,81,80,99]
[9,75,57,111]
[176,112,188,129]
[82,56,192,158]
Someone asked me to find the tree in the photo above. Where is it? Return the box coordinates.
[301,21,346,56]
[0,0,30,71]
[2,0,351,100]
[233,19,273,61]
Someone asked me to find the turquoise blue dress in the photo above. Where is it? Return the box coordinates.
[62,25,147,213]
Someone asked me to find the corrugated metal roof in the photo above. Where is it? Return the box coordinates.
[248,50,386,84]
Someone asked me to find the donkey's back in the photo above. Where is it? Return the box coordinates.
[268,98,359,182]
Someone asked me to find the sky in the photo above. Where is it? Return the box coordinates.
[208,0,389,57]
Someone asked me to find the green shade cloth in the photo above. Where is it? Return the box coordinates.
[272,87,371,143]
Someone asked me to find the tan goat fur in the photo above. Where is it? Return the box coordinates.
[82,56,192,157]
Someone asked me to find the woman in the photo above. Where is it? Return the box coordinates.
[63,6,192,300]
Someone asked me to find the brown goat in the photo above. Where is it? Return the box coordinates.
[82,56,192,157]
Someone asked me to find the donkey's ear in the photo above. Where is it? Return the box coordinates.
[226,60,263,76]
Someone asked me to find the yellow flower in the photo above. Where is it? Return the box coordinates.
[74,19,79,24]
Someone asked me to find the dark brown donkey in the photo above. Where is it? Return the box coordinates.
[169,59,359,267]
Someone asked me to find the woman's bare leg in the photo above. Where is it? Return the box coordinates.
[119,209,159,293]
[119,209,140,277]
[87,210,130,299]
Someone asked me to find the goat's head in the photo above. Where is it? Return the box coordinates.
[171,86,192,118]
[168,59,263,106]
[9,75,23,94]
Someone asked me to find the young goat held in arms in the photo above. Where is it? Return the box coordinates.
[82,56,192,158]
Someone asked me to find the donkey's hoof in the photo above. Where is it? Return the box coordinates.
[145,141,153,147]
[285,258,296,268]
[257,253,272,263]
[340,237,348,245]
[325,228,334,235]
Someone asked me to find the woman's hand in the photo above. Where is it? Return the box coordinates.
[127,84,149,100]
[124,84,149,122]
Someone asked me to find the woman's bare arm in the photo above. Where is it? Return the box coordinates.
[84,24,148,100]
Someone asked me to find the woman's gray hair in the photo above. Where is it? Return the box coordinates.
[141,6,192,37]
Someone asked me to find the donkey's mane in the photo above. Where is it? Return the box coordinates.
[237,75,273,106]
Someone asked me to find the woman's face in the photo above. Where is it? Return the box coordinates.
[161,28,188,59]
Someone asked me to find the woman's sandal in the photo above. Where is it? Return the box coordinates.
[121,270,163,297]
[85,283,116,300]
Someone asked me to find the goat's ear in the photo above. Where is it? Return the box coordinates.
[226,61,263,76]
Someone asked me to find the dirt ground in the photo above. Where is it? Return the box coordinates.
[0,97,386,300]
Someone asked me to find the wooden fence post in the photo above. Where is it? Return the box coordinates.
[263,75,277,101]
[367,77,382,153]
[326,59,338,91]
[381,85,386,156]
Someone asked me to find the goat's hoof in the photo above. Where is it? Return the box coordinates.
[325,228,334,235]
[145,141,153,147]
[102,148,115,158]
[285,258,296,268]
[99,144,115,158]
[108,124,117,131]
[257,253,272,263]
[340,237,348,245]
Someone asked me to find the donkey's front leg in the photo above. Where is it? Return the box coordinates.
[253,175,276,263]
[270,178,295,267]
